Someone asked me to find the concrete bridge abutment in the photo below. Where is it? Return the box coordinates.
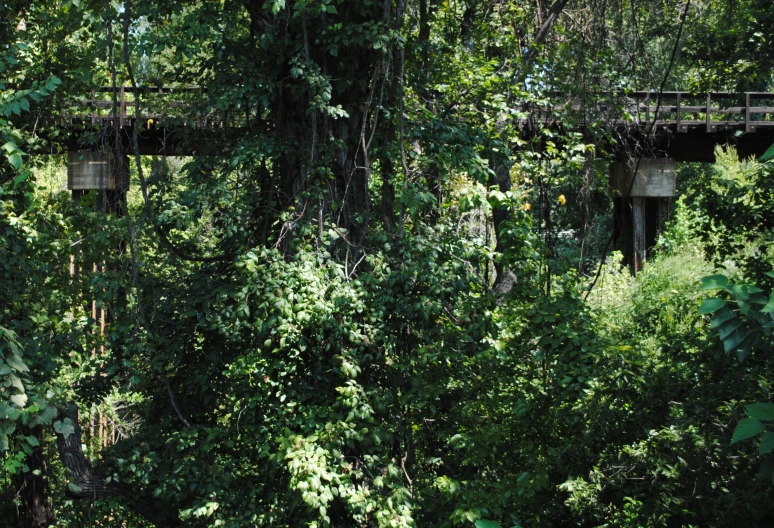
[610,158,677,273]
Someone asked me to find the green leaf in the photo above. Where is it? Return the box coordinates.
[26,435,39,447]
[699,274,728,290]
[760,432,774,455]
[0,433,8,451]
[0,402,21,421]
[761,293,774,314]
[33,405,58,427]
[476,521,503,528]
[68,482,82,494]
[751,293,770,306]
[699,298,726,314]
[727,284,751,300]
[760,141,774,161]
[1,141,17,153]
[8,152,23,170]
[724,326,750,353]
[731,418,765,444]
[746,403,774,421]
[711,306,736,328]
[717,317,743,340]
[9,374,24,392]
[54,419,75,438]
[736,333,758,362]
[7,353,29,372]
[738,298,752,315]
[10,394,27,408]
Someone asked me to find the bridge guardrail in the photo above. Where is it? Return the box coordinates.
[61,87,774,135]
[62,86,235,130]
[517,91,774,133]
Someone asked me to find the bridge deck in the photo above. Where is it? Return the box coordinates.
[58,88,774,162]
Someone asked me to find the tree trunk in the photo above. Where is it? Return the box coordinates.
[461,1,477,51]
[55,405,181,527]
[490,158,514,291]
[14,426,54,528]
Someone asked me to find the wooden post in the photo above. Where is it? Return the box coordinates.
[676,92,682,132]
[119,87,125,129]
[645,92,650,122]
[745,92,751,133]
[706,93,712,133]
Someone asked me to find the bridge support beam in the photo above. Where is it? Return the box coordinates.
[610,158,676,273]
[67,150,130,214]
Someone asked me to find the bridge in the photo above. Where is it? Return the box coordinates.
[60,86,235,156]
[57,88,774,162]
[522,91,774,162]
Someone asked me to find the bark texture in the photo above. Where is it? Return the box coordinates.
[55,405,181,527]
[14,426,54,528]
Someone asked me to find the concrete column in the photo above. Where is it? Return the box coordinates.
[68,151,130,214]
[610,158,677,273]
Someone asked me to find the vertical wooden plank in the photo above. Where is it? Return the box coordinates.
[91,261,98,362]
[89,404,95,458]
[99,260,106,359]
[676,92,682,131]
[706,93,711,132]
[69,187,82,336]
[120,86,125,128]
[745,92,751,133]
[645,92,650,123]
[91,90,96,125]
[633,197,646,273]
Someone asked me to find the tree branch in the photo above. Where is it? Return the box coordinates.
[523,0,572,67]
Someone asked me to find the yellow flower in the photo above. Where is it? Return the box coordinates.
[523,202,531,211]
[557,194,567,206]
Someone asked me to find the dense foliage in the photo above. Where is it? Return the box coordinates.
[1,0,773,527]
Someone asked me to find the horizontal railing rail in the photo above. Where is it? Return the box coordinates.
[518,92,774,133]
[59,88,774,134]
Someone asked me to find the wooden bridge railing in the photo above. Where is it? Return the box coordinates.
[62,87,774,134]
[62,86,223,129]
[525,91,774,133]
